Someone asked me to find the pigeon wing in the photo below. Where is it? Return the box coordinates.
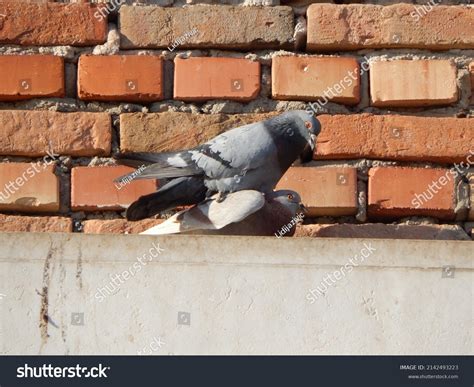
[190,122,278,179]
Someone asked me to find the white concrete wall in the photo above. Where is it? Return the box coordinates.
[0,233,472,355]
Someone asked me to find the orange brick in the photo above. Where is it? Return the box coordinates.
[0,163,59,212]
[78,55,163,102]
[272,56,360,104]
[0,111,111,157]
[0,2,107,46]
[315,114,473,164]
[370,60,458,107]
[71,166,157,211]
[0,55,64,101]
[307,4,474,51]
[174,57,260,101]
[368,167,456,220]
[0,214,72,233]
[276,167,358,217]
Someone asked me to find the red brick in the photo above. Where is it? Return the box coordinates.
[316,114,474,164]
[0,214,72,233]
[368,167,456,220]
[83,218,164,234]
[295,223,470,241]
[276,167,358,217]
[0,55,64,101]
[0,2,107,46]
[0,163,59,212]
[272,56,360,104]
[71,166,157,211]
[0,111,111,157]
[370,60,458,107]
[174,57,260,101]
[307,4,474,51]
[120,6,294,50]
[78,55,164,102]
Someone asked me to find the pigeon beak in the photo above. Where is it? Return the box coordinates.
[300,203,308,214]
[299,143,313,163]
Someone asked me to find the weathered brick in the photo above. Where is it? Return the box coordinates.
[174,57,260,101]
[0,2,107,46]
[78,55,163,102]
[468,171,474,221]
[0,55,64,101]
[0,111,111,157]
[0,163,59,212]
[83,218,164,234]
[368,167,456,220]
[307,4,474,51]
[119,5,294,49]
[295,223,470,240]
[272,56,360,104]
[71,166,157,211]
[316,114,473,163]
[276,167,357,217]
[0,214,72,233]
[370,60,458,107]
[120,112,275,153]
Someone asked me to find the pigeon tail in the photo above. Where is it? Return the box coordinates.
[126,176,208,221]
[141,220,183,235]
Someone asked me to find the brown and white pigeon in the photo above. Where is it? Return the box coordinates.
[115,110,320,221]
[140,190,304,237]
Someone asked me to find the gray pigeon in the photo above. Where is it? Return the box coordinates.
[116,110,320,220]
[140,190,304,237]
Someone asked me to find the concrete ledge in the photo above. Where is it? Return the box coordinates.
[0,233,472,355]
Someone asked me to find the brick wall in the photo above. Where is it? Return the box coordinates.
[0,0,472,240]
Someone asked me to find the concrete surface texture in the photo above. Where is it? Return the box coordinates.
[0,233,472,355]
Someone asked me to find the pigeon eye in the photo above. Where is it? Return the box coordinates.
[287,194,294,200]
[305,121,312,129]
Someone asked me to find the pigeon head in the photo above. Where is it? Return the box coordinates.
[290,110,321,137]
[286,110,321,163]
[268,190,304,216]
